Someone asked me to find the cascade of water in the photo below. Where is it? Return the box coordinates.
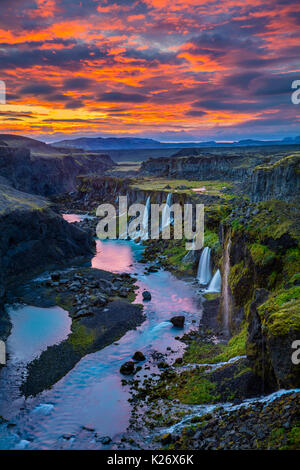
[222,232,232,335]
[141,196,150,239]
[197,247,212,284]
[206,269,221,292]
[161,193,172,229]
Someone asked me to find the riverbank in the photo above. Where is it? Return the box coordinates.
[6,266,143,397]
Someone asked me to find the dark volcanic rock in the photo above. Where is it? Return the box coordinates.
[0,183,94,318]
[132,351,146,362]
[249,154,300,202]
[120,361,135,375]
[142,290,152,301]
[170,316,185,328]
[0,137,115,197]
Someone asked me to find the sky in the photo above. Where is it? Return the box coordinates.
[0,0,299,142]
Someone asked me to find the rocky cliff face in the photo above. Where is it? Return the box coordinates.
[248,154,300,202]
[140,150,300,203]
[0,144,115,197]
[0,183,95,320]
[140,153,253,181]
[218,201,300,389]
[65,175,220,211]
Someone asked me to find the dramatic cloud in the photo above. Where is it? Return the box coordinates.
[0,0,299,141]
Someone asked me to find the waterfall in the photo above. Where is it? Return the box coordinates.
[206,269,221,292]
[222,232,232,335]
[161,193,172,230]
[141,196,150,240]
[197,247,212,285]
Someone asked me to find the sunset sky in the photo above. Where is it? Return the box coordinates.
[0,0,299,142]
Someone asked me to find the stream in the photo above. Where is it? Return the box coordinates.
[0,218,202,450]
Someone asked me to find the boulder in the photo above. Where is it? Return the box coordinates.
[120,361,135,375]
[170,315,185,328]
[132,351,145,362]
[142,290,152,301]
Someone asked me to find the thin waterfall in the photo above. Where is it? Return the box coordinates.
[141,196,150,240]
[197,247,212,285]
[161,193,172,230]
[222,232,232,335]
[206,269,221,292]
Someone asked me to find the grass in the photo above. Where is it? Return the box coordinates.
[249,243,276,267]
[258,286,300,336]
[183,326,247,365]
[130,178,233,199]
[167,375,219,405]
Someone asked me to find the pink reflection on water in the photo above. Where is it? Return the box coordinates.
[62,214,81,223]
[92,240,134,273]
[135,271,198,317]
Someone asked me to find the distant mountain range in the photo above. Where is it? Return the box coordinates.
[52,136,300,151]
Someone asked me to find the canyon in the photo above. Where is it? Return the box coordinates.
[0,135,299,450]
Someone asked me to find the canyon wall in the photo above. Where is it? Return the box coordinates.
[248,154,300,202]
[140,153,253,181]
[0,145,115,197]
[218,202,300,390]
[0,183,95,330]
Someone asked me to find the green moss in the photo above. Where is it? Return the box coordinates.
[246,200,299,241]
[183,326,247,365]
[282,247,300,280]
[183,341,222,364]
[249,243,276,267]
[228,261,253,307]
[203,292,220,301]
[204,229,220,251]
[254,153,300,172]
[212,326,247,363]
[258,286,300,336]
[69,323,96,352]
[282,424,300,450]
[167,375,219,405]
[130,178,233,199]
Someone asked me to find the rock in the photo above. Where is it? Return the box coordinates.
[120,361,135,375]
[161,433,172,445]
[142,290,152,301]
[100,436,111,445]
[73,309,93,319]
[157,361,169,369]
[170,315,185,328]
[174,357,183,365]
[51,273,60,282]
[119,287,128,297]
[132,351,145,362]
[147,266,159,273]
[92,295,107,307]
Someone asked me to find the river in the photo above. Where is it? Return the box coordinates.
[0,221,201,450]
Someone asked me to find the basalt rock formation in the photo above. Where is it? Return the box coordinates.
[0,183,95,321]
[219,200,300,389]
[248,153,300,202]
[0,135,115,197]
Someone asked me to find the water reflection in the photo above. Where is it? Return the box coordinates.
[0,233,200,449]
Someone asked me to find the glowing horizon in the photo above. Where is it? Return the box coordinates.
[0,0,299,142]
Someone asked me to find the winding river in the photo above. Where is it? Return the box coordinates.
[0,221,201,450]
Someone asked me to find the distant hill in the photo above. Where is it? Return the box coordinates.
[0,133,65,157]
[52,135,300,152]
